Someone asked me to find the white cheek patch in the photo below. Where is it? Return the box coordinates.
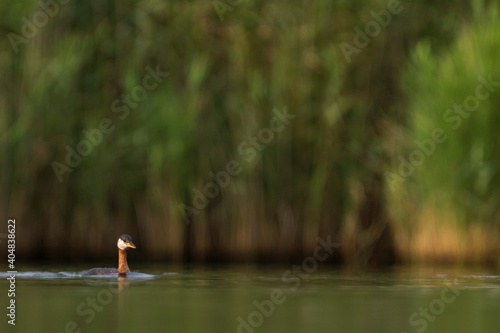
[117,238,128,250]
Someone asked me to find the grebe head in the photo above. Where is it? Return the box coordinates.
[117,234,136,250]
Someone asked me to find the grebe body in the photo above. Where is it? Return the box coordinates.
[82,234,136,276]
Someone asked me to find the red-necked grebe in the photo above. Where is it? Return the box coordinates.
[82,234,136,276]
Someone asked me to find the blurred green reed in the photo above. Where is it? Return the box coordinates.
[0,0,498,265]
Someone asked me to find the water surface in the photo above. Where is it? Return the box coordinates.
[1,265,499,333]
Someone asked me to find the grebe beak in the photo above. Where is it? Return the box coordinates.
[126,241,136,249]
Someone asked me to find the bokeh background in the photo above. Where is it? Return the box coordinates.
[1,0,500,267]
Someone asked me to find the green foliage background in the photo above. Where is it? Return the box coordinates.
[400,3,500,227]
[0,0,499,263]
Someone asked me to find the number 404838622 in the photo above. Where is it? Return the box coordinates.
[7,219,15,269]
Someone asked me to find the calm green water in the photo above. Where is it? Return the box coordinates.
[1,265,499,333]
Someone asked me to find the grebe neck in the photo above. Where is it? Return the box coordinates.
[118,248,130,275]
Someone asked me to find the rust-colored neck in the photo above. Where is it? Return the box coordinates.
[118,248,130,275]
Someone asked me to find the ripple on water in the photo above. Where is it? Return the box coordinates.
[0,271,169,281]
